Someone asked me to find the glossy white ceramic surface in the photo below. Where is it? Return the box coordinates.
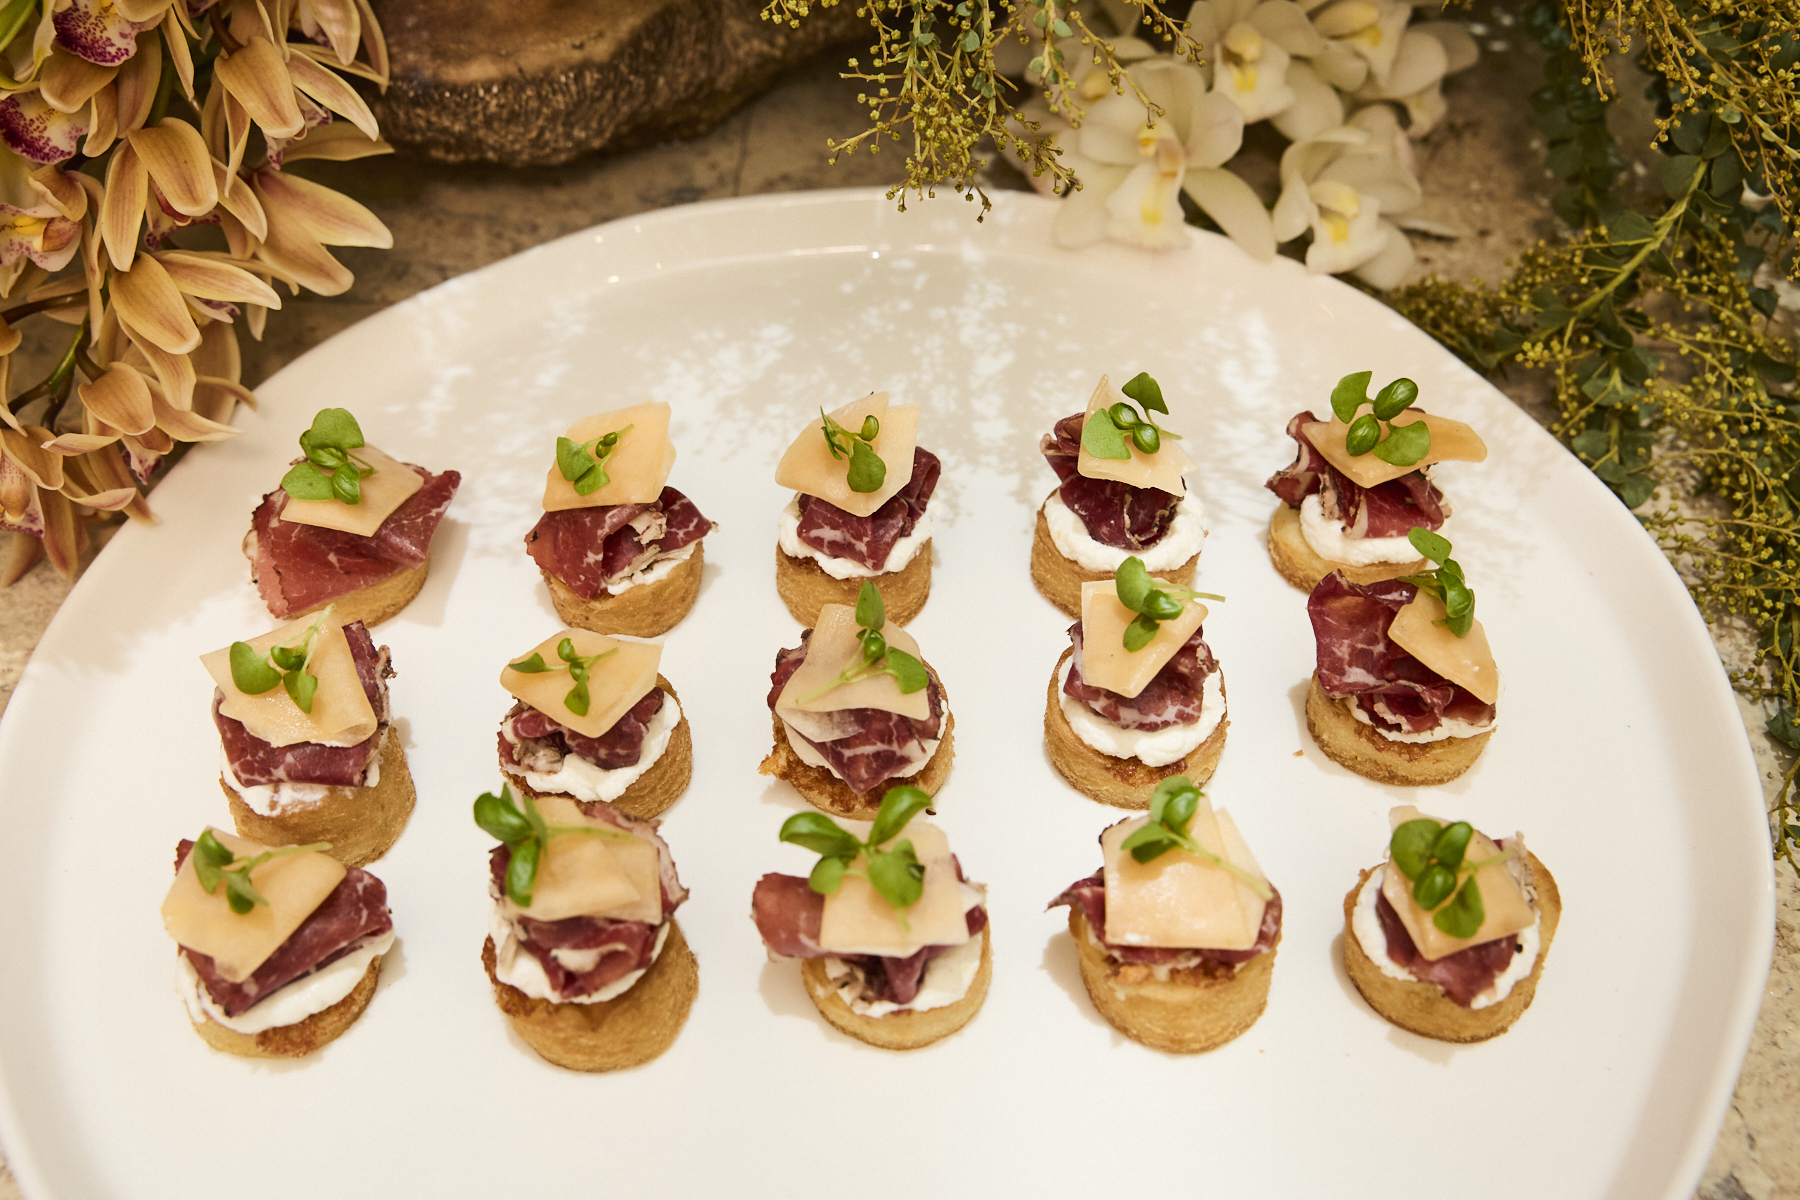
[0,190,1771,1200]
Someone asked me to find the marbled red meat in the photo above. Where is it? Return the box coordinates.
[1041,413,1180,550]
[524,486,715,600]
[1062,621,1215,731]
[248,465,460,618]
[1265,411,1447,539]
[1307,572,1494,735]
[175,840,393,1017]
[1048,871,1281,965]
[214,622,391,787]
[767,631,945,794]
[795,447,940,570]
[501,689,665,773]
[751,871,987,1005]
[1374,875,1521,1007]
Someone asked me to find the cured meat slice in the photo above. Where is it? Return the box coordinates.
[767,631,945,794]
[249,466,461,618]
[751,871,988,1004]
[1307,573,1495,734]
[1048,871,1281,966]
[1062,620,1215,731]
[501,688,665,773]
[214,623,391,787]
[1041,413,1180,550]
[523,486,716,600]
[1265,411,1447,539]
[176,840,393,1017]
[1374,880,1519,1007]
[795,446,941,569]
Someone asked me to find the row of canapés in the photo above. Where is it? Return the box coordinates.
[160,373,1549,1069]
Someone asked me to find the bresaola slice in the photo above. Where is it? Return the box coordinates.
[214,622,392,787]
[1063,620,1215,731]
[500,690,664,775]
[1266,411,1448,539]
[1307,573,1495,735]
[1048,871,1281,967]
[1042,412,1180,550]
[1373,880,1519,1007]
[767,631,945,794]
[524,486,716,599]
[795,446,941,570]
[248,465,461,618]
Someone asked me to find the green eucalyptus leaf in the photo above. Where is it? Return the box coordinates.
[1121,372,1167,414]
[869,785,933,846]
[507,652,552,673]
[1407,527,1452,564]
[473,790,533,844]
[1114,556,1152,613]
[1432,821,1474,870]
[1373,420,1432,466]
[847,439,887,493]
[780,812,861,859]
[886,647,929,693]
[1081,409,1132,460]
[1372,377,1419,420]
[855,580,886,631]
[1345,413,1382,456]
[280,462,335,501]
[283,668,318,714]
[1331,371,1372,423]
[229,642,282,694]
[1414,863,1457,910]
[1434,877,1486,938]
[1390,819,1440,882]
[809,854,850,895]
[867,844,926,909]
[506,838,541,908]
[1123,613,1160,652]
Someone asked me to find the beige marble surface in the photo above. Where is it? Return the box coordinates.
[0,36,1794,1200]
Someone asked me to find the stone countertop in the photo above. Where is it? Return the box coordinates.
[0,36,1794,1200]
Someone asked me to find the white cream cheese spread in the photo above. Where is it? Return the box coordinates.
[777,495,931,579]
[1351,864,1539,1010]
[177,929,394,1034]
[1057,657,1225,767]
[220,742,382,817]
[1298,494,1438,566]
[501,690,680,803]
[1344,693,1496,744]
[1042,490,1206,573]
[603,540,698,596]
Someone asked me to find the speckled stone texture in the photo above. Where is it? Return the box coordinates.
[366,0,865,165]
[0,30,1794,1200]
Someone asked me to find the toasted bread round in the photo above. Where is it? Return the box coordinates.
[224,725,415,868]
[504,677,693,819]
[483,920,698,1071]
[544,543,705,637]
[776,539,930,627]
[759,710,955,819]
[1342,853,1560,1043]
[1267,504,1427,592]
[800,926,990,1049]
[1031,494,1197,618]
[1044,648,1226,808]
[1304,673,1491,786]
[287,554,431,628]
[1068,908,1275,1053]
[190,955,382,1058]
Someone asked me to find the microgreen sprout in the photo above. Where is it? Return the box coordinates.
[1390,818,1515,938]
[227,605,332,713]
[1081,372,1184,459]
[1396,528,1476,638]
[507,637,619,717]
[1330,371,1430,467]
[1118,778,1273,901]
[779,785,933,917]
[190,829,332,915]
[281,408,376,505]
[556,423,633,496]
[797,581,929,703]
[820,408,886,493]
[1113,556,1224,652]
[472,784,634,908]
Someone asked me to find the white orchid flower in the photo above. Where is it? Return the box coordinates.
[1294,0,1411,93]
[1045,58,1276,259]
[1187,0,1334,125]
[1352,22,1479,137]
[1272,106,1420,287]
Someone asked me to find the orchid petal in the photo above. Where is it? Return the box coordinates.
[28,164,85,220]
[1184,165,1275,260]
[350,0,387,84]
[1413,20,1479,73]
[1352,218,1414,288]
[192,323,242,386]
[127,120,216,217]
[0,450,31,511]
[160,7,193,100]
[155,249,281,307]
[126,424,171,455]
[38,50,116,114]
[253,168,390,247]
[1368,30,1447,98]
[301,0,360,66]
[212,160,267,240]
[214,36,303,139]
[77,362,156,434]
[51,0,155,67]
[1272,61,1344,141]
[111,255,199,352]
[100,139,144,269]
[279,121,391,164]
[128,329,195,409]
[83,80,117,154]
[60,479,139,510]
[1187,89,1247,167]
[1311,41,1367,90]
[0,315,16,355]
[115,0,173,25]
[2,528,43,585]
[1,425,62,487]
[113,29,160,131]
[283,50,378,139]
[246,301,267,340]
[41,431,120,453]
[195,374,254,420]
[1251,0,1327,55]
[1052,164,1132,248]
[38,487,75,575]
[0,91,91,164]
[217,208,254,259]
[151,379,237,440]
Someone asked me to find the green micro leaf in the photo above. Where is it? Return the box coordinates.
[866,842,926,910]
[1131,424,1161,455]
[1081,408,1132,460]
[1121,372,1167,415]
[505,838,541,908]
[555,436,598,485]
[886,647,929,694]
[1123,613,1159,652]
[1330,371,1372,423]
[1373,420,1432,466]
[780,811,862,859]
[808,854,850,895]
[228,641,282,695]
[1142,589,1184,621]
[1120,825,1180,863]
[283,667,318,714]
[860,629,887,665]
[819,409,849,460]
[1345,413,1382,457]
[1390,819,1440,882]
[869,785,933,847]
[1372,377,1419,420]
[1434,877,1486,938]
[223,871,265,914]
[304,408,364,451]
[858,415,880,441]
[473,788,533,844]
[269,643,306,671]
[1431,821,1473,871]
[1161,782,1200,834]
[847,439,887,493]
[330,466,362,505]
[1114,557,1152,614]
[1407,527,1452,564]
[855,580,886,631]
[564,678,591,717]
[1413,863,1457,910]
[507,652,552,673]
[193,829,235,893]
[1147,776,1194,825]
[280,461,335,501]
